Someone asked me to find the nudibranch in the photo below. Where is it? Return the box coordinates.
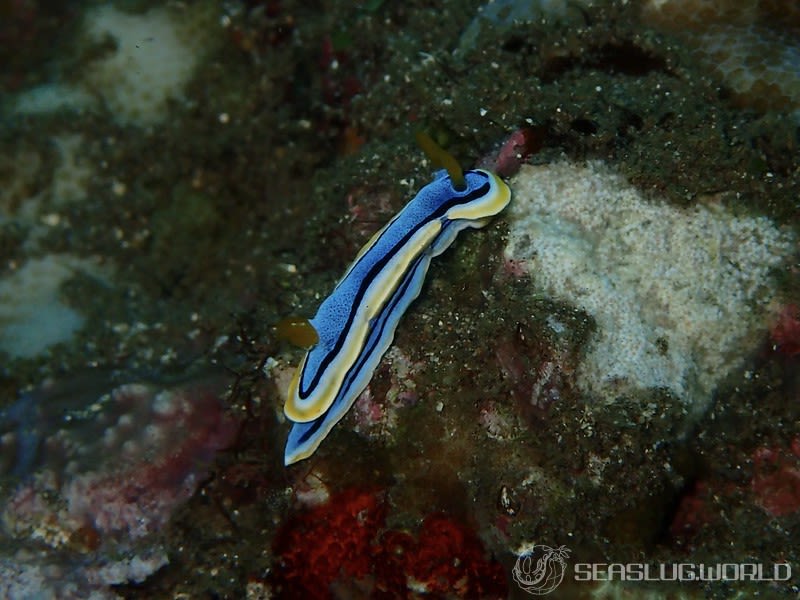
[283,156,511,465]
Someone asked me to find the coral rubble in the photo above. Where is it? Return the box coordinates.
[0,377,237,598]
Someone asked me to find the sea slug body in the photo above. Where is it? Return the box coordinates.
[284,168,511,464]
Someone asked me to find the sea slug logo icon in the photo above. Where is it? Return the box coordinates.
[513,544,571,595]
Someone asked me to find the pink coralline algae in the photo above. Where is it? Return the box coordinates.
[669,438,800,548]
[751,439,800,517]
[478,127,545,179]
[770,304,800,356]
[350,347,420,442]
[0,376,238,598]
[669,481,715,548]
[492,324,575,425]
[346,186,396,241]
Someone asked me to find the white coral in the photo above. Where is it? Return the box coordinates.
[505,160,793,416]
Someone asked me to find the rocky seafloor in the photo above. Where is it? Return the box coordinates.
[0,0,798,598]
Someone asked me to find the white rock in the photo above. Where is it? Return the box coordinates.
[505,161,793,417]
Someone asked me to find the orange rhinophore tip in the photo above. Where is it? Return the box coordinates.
[415,130,466,190]
[274,316,319,348]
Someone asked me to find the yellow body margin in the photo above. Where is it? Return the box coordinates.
[283,220,443,422]
[446,170,511,221]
